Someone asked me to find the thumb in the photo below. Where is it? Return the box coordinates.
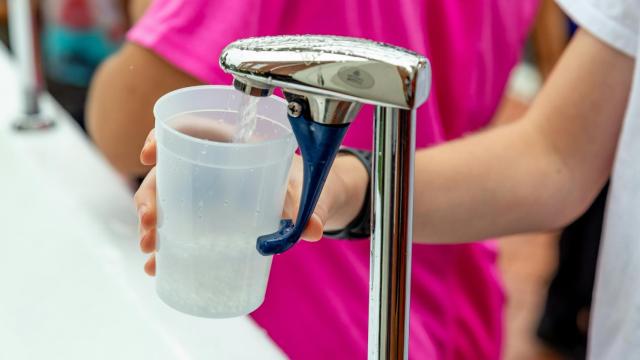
[140,130,157,166]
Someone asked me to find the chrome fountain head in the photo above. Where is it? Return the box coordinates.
[220,35,431,359]
[231,77,273,97]
[221,34,430,115]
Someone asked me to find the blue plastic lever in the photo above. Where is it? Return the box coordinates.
[256,113,350,255]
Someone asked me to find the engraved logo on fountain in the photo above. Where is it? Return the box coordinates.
[336,67,375,89]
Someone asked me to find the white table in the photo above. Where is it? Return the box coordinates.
[0,44,284,360]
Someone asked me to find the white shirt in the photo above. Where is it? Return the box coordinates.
[555,0,640,358]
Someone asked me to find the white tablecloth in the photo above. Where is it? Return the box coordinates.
[0,44,284,360]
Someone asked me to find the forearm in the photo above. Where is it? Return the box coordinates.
[413,119,582,243]
[412,30,633,243]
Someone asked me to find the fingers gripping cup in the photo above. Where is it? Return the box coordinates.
[153,86,295,318]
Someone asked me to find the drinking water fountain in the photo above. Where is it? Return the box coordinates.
[220,35,431,359]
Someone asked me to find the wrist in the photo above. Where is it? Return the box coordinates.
[325,153,369,231]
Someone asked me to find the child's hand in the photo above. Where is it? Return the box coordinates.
[134,130,368,276]
[134,130,160,276]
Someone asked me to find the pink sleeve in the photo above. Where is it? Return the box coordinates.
[127,0,282,83]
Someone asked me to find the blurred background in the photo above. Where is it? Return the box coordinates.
[0,0,128,129]
[0,1,604,359]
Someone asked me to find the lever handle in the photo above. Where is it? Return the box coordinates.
[256,113,349,255]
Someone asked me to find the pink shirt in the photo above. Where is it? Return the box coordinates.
[129,1,538,358]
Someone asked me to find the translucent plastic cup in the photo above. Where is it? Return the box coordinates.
[153,85,295,318]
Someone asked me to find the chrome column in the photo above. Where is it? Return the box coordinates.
[7,0,54,130]
[369,107,415,360]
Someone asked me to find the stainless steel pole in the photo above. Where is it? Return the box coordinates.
[7,0,54,130]
[369,107,415,360]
